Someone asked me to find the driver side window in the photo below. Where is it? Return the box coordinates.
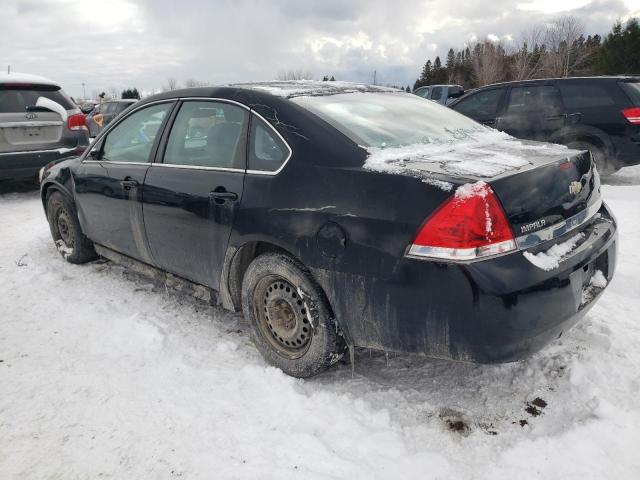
[101,103,171,163]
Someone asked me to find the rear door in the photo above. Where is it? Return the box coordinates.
[497,83,566,141]
[141,99,249,289]
[450,87,506,127]
[74,101,174,262]
[0,85,72,153]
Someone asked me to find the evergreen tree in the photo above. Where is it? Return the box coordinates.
[329,76,335,81]
[446,48,456,70]
[322,76,329,81]
[596,18,640,74]
[405,85,411,92]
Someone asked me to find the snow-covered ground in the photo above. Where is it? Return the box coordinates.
[1,168,640,479]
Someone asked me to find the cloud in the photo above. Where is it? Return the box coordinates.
[0,0,637,98]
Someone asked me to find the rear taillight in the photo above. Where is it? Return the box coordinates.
[67,113,88,131]
[622,107,640,125]
[408,182,516,261]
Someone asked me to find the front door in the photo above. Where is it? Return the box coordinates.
[74,101,174,261]
[142,100,249,289]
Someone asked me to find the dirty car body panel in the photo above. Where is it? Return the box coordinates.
[40,82,617,363]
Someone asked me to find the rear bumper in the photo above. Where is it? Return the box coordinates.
[318,204,617,363]
[0,146,86,180]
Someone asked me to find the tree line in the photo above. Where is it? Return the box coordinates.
[412,16,640,91]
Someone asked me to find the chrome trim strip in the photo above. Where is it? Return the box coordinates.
[82,160,151,166]
[407,239,517,262]
[516,197,603,250]
[0,121,63,128]
[150,163,244,173]
[0,147,80,157]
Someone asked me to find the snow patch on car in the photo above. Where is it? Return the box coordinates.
[523,233,585,271]
[231,80,399,98]
[364,129,579,179]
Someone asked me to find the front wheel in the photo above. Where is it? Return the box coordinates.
[242,252,345,378]
[46,191,97,264]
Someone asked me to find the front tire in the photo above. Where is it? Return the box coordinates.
[46,191,97,264]
[242,252,345,378]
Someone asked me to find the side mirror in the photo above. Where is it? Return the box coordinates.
[89,148,101,160]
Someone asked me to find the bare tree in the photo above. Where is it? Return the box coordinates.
[183,78,209,87]
[164,77,179,91]
[469,40,507,86]
[510,26,545,80]
[276,69,313,81]
[543,15,590,77]
[108,86,119,99]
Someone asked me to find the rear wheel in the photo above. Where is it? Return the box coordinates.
[46,191,97,264]
[566,140,616,175]
[242,252,345,378]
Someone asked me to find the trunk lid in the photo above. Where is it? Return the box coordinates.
[489,147,600,240]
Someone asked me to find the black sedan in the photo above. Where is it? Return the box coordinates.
[39,81,617,377]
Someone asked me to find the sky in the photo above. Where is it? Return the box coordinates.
[1,0,639,99]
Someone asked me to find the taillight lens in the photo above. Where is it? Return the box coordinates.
[408,182,516,261]
[67,113,88,131]
[622,107,640,125]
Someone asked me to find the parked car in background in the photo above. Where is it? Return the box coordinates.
[40,81,616,378]
[413,84,465,105]
[86,99,137,137]
[0,72,89,181]
[449,76,640,173]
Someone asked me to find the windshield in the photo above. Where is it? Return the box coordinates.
[291,92,484,148]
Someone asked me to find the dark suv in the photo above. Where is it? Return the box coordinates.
[449,76,640,173]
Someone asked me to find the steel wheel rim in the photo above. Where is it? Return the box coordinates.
[254,275,312,359]
[56,209,74,248]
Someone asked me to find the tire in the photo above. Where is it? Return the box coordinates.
[242,252,345,378]
[566,140,616,175]
[46,191,97,264]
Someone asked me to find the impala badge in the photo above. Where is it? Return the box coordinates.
[25,112,37,120]
[569,181,582,195]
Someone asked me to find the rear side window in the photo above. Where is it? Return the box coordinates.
[620,82,640,104]
[431,87,443,101]
[559,83,616,108]
[453,89,503,119]
[0,86,74,113]
[506,85,563,114]
[163,101,248,169]
[248,115,289,172]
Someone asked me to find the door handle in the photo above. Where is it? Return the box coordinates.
[209,188,238,204]
[120,178,139,190]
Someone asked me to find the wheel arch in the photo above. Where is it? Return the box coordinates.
[550,125,615,155]
[40,180,74,215]
[221,239,302,312]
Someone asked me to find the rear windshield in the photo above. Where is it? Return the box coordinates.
[291,92,483,148]
[620,81,640,104]
[0,85,75,113]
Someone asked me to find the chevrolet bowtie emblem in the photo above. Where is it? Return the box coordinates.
[569,181,582,195]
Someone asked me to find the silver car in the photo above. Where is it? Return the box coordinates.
[0,73,90,181]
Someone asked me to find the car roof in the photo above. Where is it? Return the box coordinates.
[477,75,640,89]
[0,72,59,87]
